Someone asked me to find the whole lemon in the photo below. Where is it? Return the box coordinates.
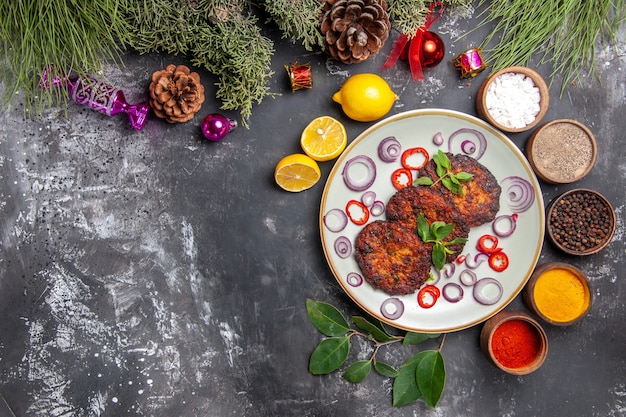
[332,73,397,122]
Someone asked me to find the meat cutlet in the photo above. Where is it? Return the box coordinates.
[418,152,501,227]
[354,220,432,295]
[385,185,470,263]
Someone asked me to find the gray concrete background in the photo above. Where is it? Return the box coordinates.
[0,4,625,417]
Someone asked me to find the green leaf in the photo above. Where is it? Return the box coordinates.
[403,332,441,346]
[455,171,474,181]
[417,214,431,241]
[392,351,430,407]
[441,176,454,192]
[342,360,372,383]
[351,316,396,343]
[432,222,453,241]
[306,299,350,337]
[374,361,399,378]
[413,176,433,186]
[309,336,351,375]
[435,150,451,169]
[445,237,468,246]
[432,243,446,270]
[416,350,446,408]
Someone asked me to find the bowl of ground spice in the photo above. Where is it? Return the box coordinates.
[480,310,548,375]
[526,119,597,184]
[523,262,592,326]
[476,66,549,133]
[547,188,616,255]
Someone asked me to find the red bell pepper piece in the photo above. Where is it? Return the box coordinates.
[417,285,441,309]
[401,147,430,170]
[391,168,413,190]
[488,251,509,272]
[476,234,500,254]
[345,199,370,225]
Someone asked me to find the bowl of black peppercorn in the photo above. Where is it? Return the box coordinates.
[546,189,616,255]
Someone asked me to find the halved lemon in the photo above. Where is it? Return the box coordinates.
[274,153,321,192]
[300,116,348,162]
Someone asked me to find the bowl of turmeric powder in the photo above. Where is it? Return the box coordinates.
[523,262,592,326]
[480,310,548,375]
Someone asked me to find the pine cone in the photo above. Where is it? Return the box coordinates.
[149,64,205,123]
[320,0,391,65]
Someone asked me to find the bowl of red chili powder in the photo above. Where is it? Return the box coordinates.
[480,310,548,375]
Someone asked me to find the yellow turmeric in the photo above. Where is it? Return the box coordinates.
[533,268,589,323]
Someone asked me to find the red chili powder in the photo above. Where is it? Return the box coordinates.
[491,319,541,369]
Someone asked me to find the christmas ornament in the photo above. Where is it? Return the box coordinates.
[381,1,445,81]
[454,48,488,78]
[201,113,237,141]
[285,61,313,91]
[38,68,150,130]
[320,0,391,65]
[149,64,205,123]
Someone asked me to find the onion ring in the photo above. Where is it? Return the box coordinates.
[378,136,402,162]
[442,283,464,303]
[465,252,490,269]
[369,200,386,217]
[500,176,535,213]
[334,236,352,259]
[346,272,363,287]
[492,214,517,237]
[473,277,504,305]
[323,208,348,233]
[380,298,404,320]
[448,128,487,160]
[443,263,456,278]
[361,191,376,207]
[433,131,444,146]
[342,155,377,191]
[459,269,477,286]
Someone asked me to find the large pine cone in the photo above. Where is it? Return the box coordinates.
[320,0,391,65]
[149,64,205,123]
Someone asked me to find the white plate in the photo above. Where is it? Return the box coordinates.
[320,109,544,333]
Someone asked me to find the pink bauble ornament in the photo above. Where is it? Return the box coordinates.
[201,113,237,141]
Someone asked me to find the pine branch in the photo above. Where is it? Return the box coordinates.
[262,0,326,51]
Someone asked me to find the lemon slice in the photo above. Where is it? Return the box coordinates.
[300,116,348,162]
[274,153,321,192]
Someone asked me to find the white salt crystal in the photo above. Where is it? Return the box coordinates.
[485,72,542,129]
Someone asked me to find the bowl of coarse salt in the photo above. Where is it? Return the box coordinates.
[476,66,549,133]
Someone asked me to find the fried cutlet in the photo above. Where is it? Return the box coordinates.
[354,220,432,295]
[419,152,501,227]
[385,185,470,263]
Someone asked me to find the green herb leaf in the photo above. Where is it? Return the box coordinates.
[455,171,475,181]
[309,336,350,375]
[351,316,396,343]
[306,299,350,337]
[432,243,447,270]
[374,361,399,378]
[434,150,451,169]
[416,350,446,408]
[403,332,441,346]
[432,222,453,241]
[413,176,433,186]
[342,360,372,383]
[417,214,432,242]
[392,351,431,407]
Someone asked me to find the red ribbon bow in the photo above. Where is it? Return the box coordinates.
[381,2,444,81]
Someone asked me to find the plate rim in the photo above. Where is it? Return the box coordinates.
[319,108,545,333]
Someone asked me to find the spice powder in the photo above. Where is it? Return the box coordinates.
[530,122,593,182]
[533,268,589,323]
[491,319,541,369]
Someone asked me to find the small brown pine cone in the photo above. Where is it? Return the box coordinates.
[149,64,205,123]
[321,0,391,65]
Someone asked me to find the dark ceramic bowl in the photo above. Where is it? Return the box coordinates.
[523,262,592,326]
[480,310,548,375]
[476,66,549,133]
[546,189,616,255]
